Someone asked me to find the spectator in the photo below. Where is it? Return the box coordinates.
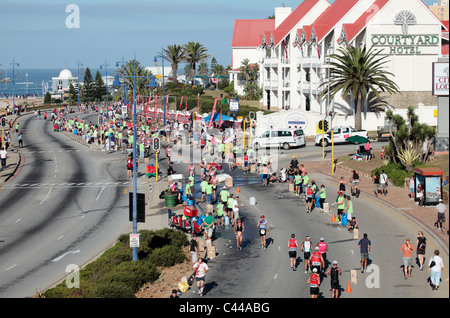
[400,238,415,279]
[0,147,6,171]
[428,249,444,290]
[435,199,446,232]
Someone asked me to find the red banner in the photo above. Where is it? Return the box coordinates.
[208,98,218,129]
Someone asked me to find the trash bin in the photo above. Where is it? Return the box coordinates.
[342,213,348,226]
[413,167,444,206]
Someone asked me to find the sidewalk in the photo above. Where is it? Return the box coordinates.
[0,114,23,188]
[307,160,449,251]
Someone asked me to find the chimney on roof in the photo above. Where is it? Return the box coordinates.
[275,6,292,28]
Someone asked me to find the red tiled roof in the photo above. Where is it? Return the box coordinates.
[442,20,449,31]
[313,0,359,43]
[272,0,321,46]
[232,19,275,48]
[442,44,449,55]
[342,0,390,42]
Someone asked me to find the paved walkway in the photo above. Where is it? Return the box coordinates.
[307,160,449,251]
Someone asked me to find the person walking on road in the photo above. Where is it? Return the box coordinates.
[193,258,209,297]
[373,172,380,197]
[233,218,245,250]
[190,236,198,265]
[435,199,446,232]
[380,170,388,196]
[18,132,23,148]
[288,234,299,271]
[307,268,321,298]
[316,237,328,266]
[428,249,444,290]
[416,231,427,270]
[325,261,342,298]
[0,147,6,171]
[358,233,371,273]
[257,215,269,250]
[301,236,313,274]
[400,238,415,279]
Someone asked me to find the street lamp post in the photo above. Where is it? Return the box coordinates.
[153,54,166,126]
[100,61,110,118]
[113,58,153,261]
[10,60,19,115]
[77,60,83,107]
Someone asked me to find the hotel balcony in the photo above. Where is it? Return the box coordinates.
[298,57,322,68]
[263,58,279,67]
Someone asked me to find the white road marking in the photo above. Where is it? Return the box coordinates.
[96,186,105,202]
[52,250,80,262]
[6,264,17,271]
[40,187,52,205]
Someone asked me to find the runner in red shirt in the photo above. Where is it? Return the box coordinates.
[288,234,299,271]
[307,268,321,298]
[311,247,324,274]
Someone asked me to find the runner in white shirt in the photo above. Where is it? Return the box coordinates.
[193,258,209,297]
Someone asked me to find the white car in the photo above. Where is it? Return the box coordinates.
[253,129,306,150]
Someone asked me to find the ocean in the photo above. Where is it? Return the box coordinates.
[0,68,101,97]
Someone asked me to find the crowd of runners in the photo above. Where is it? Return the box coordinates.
[30,103,445,298]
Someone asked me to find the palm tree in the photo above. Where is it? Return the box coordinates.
[116,59,152,97]
[184,41,210,81]
[319,44,400,130]
[162,44,186,84]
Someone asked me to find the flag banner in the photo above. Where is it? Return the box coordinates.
[208,98,218,129]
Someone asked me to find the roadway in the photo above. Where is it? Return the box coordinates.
[164,140,448,299]
[0,112,144,297]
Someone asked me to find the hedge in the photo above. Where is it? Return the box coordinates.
[43,229,188,298]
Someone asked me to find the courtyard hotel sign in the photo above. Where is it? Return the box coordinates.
[371,10,439,55]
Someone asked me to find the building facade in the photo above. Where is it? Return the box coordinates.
[231,0,449,135]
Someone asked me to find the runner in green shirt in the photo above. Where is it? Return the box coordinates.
[336,192,346,221]
[219,187,230,204]
[216,202,224,228]
[294,171,302,196]
[200,179,208,202]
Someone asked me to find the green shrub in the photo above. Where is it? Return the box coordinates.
[89,281,136,298]
[372,162,412,187]
[147,245,186,267]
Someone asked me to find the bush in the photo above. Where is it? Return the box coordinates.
[372,162,412,187]
[148,245,187,267]
[89,281,136,298]
[42,228,188,298]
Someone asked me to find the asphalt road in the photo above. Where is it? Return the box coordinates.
[169,142,448,299]
[0,113,143,297]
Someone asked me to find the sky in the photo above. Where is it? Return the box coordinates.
[0,0,439,71]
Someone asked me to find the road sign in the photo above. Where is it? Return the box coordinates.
[129,234,140,248]
[229,98,239,112]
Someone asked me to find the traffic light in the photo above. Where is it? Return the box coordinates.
[152,137,161,152]
[1,117,5,127]
[323,120,329,131]
[318,120,324,130]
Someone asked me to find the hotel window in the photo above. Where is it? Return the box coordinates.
[305,96,310,111]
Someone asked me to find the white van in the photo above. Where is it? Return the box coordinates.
[253,128,306,150]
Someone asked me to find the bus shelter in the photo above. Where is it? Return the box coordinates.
[413,167,444,206]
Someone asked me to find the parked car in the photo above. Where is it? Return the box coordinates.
[314,126,368,147]
[253,128,306,150]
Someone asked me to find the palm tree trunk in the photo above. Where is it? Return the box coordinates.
[172,65,178,84]
[354,93,362,130]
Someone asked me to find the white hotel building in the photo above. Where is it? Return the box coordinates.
[230,0,449,136]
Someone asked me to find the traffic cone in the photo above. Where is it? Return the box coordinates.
[346,281,352,293]
[331,213,336,222]
[236,186,240,193]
